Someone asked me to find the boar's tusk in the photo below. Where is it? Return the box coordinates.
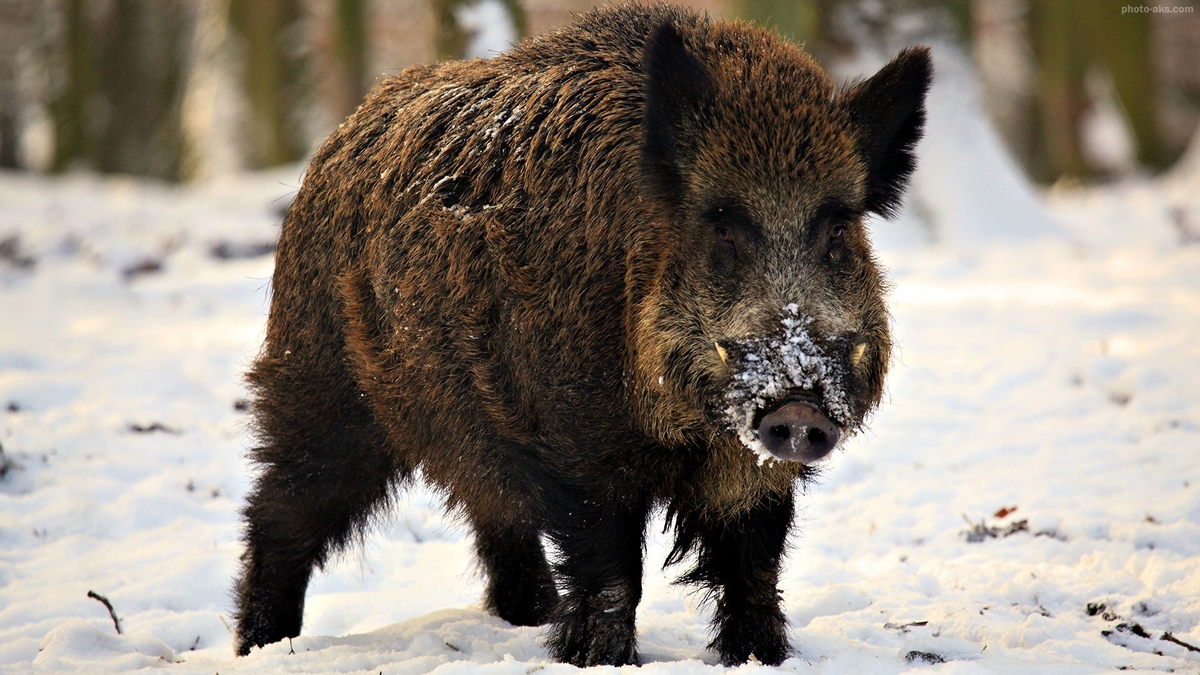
[850,343,867,367]
[714,341,728,365]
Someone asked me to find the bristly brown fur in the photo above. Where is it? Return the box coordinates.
[233,2,930,667]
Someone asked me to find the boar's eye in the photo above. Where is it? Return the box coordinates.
[825,221,849,260]
[703,200,756,263]
[714,225,738,259]
[811,199,857,260]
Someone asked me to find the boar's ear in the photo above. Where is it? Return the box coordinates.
[839,47,932,218]
[641,21,711,208]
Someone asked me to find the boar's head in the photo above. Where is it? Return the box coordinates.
[632,21,931,464]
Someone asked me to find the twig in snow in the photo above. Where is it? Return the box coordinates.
[1087,601,1119,621]
[905,651,945,664]
[962,514,1029,542]
[121,258,163,281]
[884,620,928,633]
[1001,519,1029,536]
[127,422,181,435]
[1161,632,1200,653]
[87,590,122,634]
[209,241,276,261]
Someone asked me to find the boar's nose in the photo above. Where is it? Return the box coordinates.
[756,400,840,463]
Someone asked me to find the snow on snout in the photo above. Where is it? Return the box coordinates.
[723,304,851,464]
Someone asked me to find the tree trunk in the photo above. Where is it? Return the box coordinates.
[228,0,307,168]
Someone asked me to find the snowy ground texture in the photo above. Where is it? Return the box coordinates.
[4,59,1200,675]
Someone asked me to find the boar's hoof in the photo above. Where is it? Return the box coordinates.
[757,400,839,463]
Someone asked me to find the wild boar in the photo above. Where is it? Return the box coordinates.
[233,3,930,666]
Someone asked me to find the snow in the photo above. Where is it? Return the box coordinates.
[723,307,852,464]
[902,43,1062,247]
[455,0,518,60]
[3,73,1200,674]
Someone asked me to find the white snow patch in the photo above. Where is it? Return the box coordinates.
[909,43,1063,246]
[455,0,517,60]
[1080,70,1139,176]
[33,621,178,670]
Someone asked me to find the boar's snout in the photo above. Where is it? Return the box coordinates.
[756,399,840,463]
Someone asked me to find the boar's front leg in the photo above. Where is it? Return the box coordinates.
[544,490,650,667]
[672,487,795,666]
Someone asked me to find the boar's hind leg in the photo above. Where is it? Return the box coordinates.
[473,520,558,626]
[544,493,650,667]
[669,488,795,666]
[233,388,404,656]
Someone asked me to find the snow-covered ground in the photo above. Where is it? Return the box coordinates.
[3,97,1200,674]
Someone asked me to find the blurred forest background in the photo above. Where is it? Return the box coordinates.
[0,0,1196,185]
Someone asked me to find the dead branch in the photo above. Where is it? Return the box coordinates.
[87,590,122,634]
[1161,632,1200,653]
